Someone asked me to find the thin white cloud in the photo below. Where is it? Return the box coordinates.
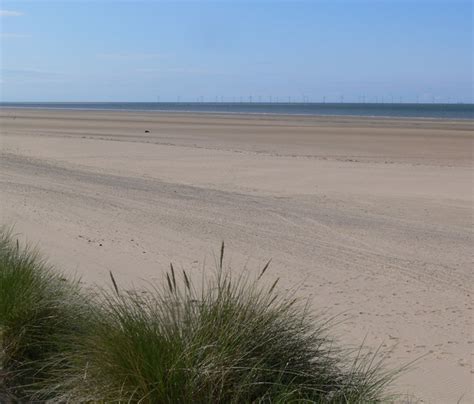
[136,68,163,73]
[2,68,61,76]
[0,10,23,17]
[0,33,30,39]
[137,67,213,75]
[1,69,65,84]
[98,52,164,60]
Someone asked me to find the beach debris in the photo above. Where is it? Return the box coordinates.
[144,130,150,133]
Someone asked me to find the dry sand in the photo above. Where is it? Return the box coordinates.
[0,108,472,402]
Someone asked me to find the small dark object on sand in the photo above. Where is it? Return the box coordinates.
[144,130,150,133]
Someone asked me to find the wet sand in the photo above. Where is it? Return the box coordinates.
[0,109,472,402]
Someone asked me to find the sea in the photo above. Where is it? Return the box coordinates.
[1,102,473,120]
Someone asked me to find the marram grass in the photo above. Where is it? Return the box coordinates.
[0,230,402,403]
[0,227,93,400]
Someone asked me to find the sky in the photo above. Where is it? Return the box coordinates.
[0,0,472,103]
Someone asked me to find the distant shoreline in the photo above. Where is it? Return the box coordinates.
[2,106,474,125]
[1,102,473,120]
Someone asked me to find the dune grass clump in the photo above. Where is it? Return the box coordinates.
[0,228,91,400]
[0,228,400,402]
[54,246,397,403]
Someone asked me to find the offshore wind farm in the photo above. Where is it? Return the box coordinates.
[1,101,473,119]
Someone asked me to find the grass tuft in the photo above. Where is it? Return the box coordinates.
[0,229,402,402]
[53,245,399,403]
[0,227,91,400]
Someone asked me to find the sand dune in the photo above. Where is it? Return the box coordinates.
[0,109,472,403]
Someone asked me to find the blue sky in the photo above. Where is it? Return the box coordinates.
[0,0,472,102]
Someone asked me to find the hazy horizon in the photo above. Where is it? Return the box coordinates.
[1,100,473,105]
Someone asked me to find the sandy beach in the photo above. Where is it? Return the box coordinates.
[0,108,472,402]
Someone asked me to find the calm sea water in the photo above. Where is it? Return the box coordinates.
[1,102,473,119]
